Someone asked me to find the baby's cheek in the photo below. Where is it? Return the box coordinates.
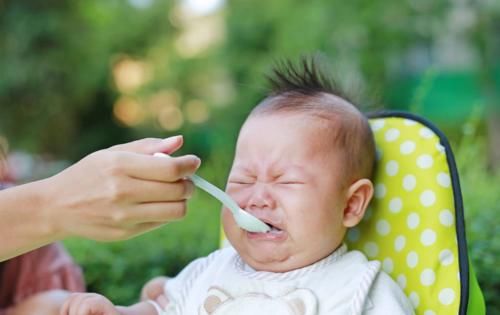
[221,209,246,249]
[222,209,237,233]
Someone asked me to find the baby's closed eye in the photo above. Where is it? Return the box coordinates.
[276,175,306,185]
[228,174,256,185]
[228,177,256,185]
[277,180,304,185]
[228,179,254,185]
[229,181,254,185]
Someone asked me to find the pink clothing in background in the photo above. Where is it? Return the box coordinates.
[0,243,85,315]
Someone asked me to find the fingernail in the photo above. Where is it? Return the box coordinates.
[193,156,201,169]
[162,135,182,145]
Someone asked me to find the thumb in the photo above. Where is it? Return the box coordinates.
[108,136,184,155]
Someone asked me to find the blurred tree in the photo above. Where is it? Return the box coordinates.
[2,0,499,166]
[0,0,176,158]
[209,0,447,157]
[217,0,500,166]
[474,4,500,171]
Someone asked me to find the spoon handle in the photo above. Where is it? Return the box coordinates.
[188,174,239,214]
[153,153,239,214]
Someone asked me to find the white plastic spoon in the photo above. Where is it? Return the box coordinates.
[153,153,270,233]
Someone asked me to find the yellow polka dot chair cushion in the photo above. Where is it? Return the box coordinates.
[346,111,485,315]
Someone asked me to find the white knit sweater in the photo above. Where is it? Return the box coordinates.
[157,244,414,315]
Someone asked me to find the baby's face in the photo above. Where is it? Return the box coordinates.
[223,113,349,272]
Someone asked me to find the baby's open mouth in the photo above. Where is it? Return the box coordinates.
[246,218,286,240]
[263,222,283,233]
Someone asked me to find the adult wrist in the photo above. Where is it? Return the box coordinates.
[0,178,63,260]
[32,177,67,241]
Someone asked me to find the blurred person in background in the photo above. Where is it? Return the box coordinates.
[0,144,13,187]
[0,144,85,315]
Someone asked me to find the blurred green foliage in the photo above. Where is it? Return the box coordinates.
[454,112,500,314]
[1,0,500,311]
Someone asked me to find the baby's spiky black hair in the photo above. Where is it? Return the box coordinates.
[266,55,351,102]
[249,54,376,182]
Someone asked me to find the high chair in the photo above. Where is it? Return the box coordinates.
[345,111,485,314]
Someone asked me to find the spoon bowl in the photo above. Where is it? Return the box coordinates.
[188,174,271,233]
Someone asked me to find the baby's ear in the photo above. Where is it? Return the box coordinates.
[342,178,373,228]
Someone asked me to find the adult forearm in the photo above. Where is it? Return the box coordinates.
[0,179,63,261]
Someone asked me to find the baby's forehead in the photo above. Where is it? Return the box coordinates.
[241,111,344,147]
[237,114,343,160]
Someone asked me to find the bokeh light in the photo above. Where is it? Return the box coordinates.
[181,0,224,16]
[185,99,210,123]
[112,57,151,93]
[158,104,184,131]
[174,14,225,58]
[148,90,181,115]
[113,96,145,126]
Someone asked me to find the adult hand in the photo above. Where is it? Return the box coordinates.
[42,135,200,242]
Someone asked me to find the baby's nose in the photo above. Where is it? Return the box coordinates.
[246,183,276,210]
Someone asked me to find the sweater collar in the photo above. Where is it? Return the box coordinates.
[234,243,348,281]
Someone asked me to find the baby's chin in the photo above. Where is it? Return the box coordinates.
[239,242,343,273]
[240,250,312,273]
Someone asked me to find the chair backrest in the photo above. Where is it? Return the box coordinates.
[346,111,485,315]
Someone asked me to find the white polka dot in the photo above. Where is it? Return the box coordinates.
[420,269,436,286]
[383,258,394,273]
[420,127,434,139]
[404,119,417,126]
[389,197,403,213]
[407,213,420,229]
[364,242,379,258]
[421,229,437,246]
[371,120,385,131]
[347,228,360,242]
[417,154,434,169]
[407,251,419,268]
[409,291,420,308]
[424,310,436,315]
[403,175,417,191]
[385,128,400,142]
[437,172,451,188]
[420,190,436,207]
[439,249,454,266]
[386,160,399,176]
[400,141,416,155]
[374,183,386,199]
[397,274,407,289]
[439,288,455,305]
[436,143,446,153]
[395,235,406,252]
[439,209,454,227]
[376,220,391,236]
[457,271,461,280]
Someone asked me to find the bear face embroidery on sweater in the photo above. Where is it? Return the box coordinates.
[200,286,318,315]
